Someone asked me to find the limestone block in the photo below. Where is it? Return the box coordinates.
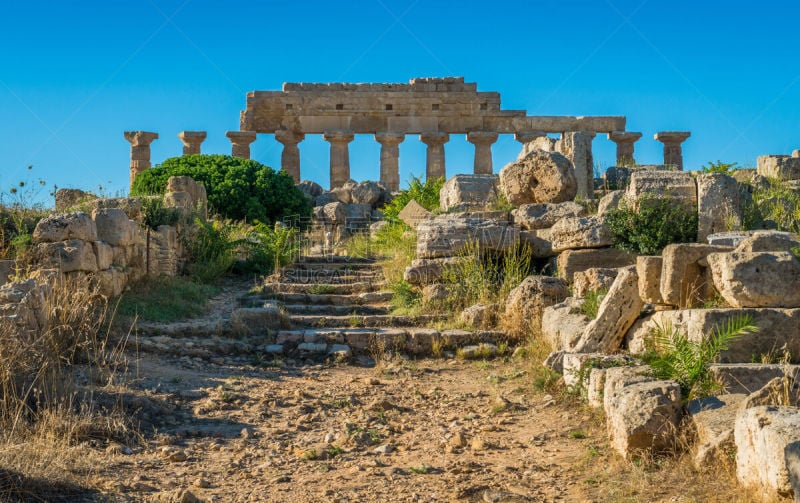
[556,248,635,282]
[606,380,682,459]
[735,406,800,499]
[94,267,127,297]
[688,394,746,467]
[499,149,577,206]
[706,231,755,247]
[711,364,800,395]
[350,181,384,207]
[459,303,496,329]
[415,214,519,259]
[439,174,499,212]
[93,208,136,246]
[511,202,585,230]
[296,180,324,203]
[696,173,741,242]
[625,170,697,210]
[708,251,800,308]
[558,131,595,199]
[421,283,449,306]
[602,365,654,412]
[574,266,643,353]
[562,352,605,388]
[38,239,98,273]
[756,155,800,181]
[398,200,432,230]
[504,276,569,337]
[659,243,732,308]
[91,197,142,220]
[519,229,554,258]
[541,298,590,351]
[630,308,800,364]
[33,212,97,243]
[93,241,113,270]
[597,190,623,217]
[54,188,96,211]
[603,167,632,190]
[549,216,612,253]
[573,267,619,298]
[320,202,346,225]
[344,204,373,228]
[163,191,192,211]
[636,256,663,304]
[741,377,800,409]
[735,230,800,253]
[231,304,289,336]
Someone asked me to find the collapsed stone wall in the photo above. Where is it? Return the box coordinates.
[0,176,208,335]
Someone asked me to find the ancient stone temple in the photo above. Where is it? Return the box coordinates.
[238,77,626,190]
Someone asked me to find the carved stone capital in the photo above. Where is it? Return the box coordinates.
[124,131,158,147]
[654,131,691,145]
[323,130,355,144]
[274,129,305,146]
[467,131,499,145]
[375,132,405,146]
[419,131,449,146]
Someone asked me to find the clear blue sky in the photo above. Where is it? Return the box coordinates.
[1,0,799,204]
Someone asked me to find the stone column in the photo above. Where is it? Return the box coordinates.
[560,131,596,199]
[467,131,499,175]
[274,130,306,182]
[420,131,449,180]
[654,131,691,170]
[178,131,206,155]
[375,132,404,191]
[226,131,257,159]
[124,131,158,190]
[323,130,355,189]
[607,131,642,166]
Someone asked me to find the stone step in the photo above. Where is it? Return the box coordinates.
[257,291,394,306]
[297,255,375,265]
[289,313,447,329]
[260,281,385,295]
[710,364,800,395]
[276,273,383,285]
[282,304,390,316]
[289,262,381,272]
[280,268,382,279]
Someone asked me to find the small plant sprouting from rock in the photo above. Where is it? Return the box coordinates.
[642,314,758,400]
[580,288,607,319]
[700,160,739,174]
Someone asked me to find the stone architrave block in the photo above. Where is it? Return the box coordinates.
[707,251,800,308]
[696,173,741,242]
[511,202,585,231]
[398,199,432,230]
[439,174,498,212]
[735,405,800,499]
[33,212,98,243]
[659,243,733,308]
[38,239,98,273]
[757,155,800,181]
[606,380,682,459]
[549,216,612,253]
[624,170,697,210]
[499,149,577,206]
[573,266,643,353]
[556,248,636,282]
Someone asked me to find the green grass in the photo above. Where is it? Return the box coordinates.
[580,288,608,319]
[117,276,219,322]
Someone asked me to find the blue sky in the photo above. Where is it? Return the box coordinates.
[1,0,799,203]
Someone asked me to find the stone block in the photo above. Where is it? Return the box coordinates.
[574,266,643,353]
[398,199,432,230]
[511,202,585,231]
[756,155,800,181]
[38,239,98,273]
[404,257,463,286]
[549,216,612,253]
[597,190,623,217]
[33,212,97,243]
[504,275,569,336]
[696,173,741,242]
[710,364,800,395]
[94,267,127,297]
[556,248,636,282]
[439,174,499,212]
[708,251,800,308]
[688,393,747,467]
[707,231,755,247]
[735,406,800,499]
[625,170,697,210]
[603,365,654,413]
[54,188,96,211]
[231,304,288,336]
[606,380,682,459]
[519,228,555,258]
[93,208,136,246]
[659,243,732,308]
[415,214,519,259]
[499,149,577,206]
[636,255,663,304]
[350,181,384,206]
[90,197,142,219]
[573,267,619,298]
[93,241,114,270]
[735,230,800,253]
[541,298,591,351]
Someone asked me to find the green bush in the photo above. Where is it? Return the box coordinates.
[700,160,739,174]
[605,196,698,255]
[380,176,444,225]
[131,154,311,224]
[234,222,300,275]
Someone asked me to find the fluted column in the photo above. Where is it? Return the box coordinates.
[654,131,691,170]
[323,130,355,189]
[467,131,499,175]
[419,131,449,180]
[274,130,305,182]
[607,131,642,166]
[375,132,404,191]
[124,131,158,190]
[226,131,257,159]
[178,131,206,155]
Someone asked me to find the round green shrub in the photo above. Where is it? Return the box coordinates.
[605,196,698,255]
[130,154,311,224]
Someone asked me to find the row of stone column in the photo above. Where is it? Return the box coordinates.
[125,128,691,191]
